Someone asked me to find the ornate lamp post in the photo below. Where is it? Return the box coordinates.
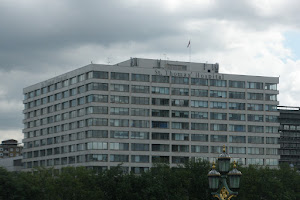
[208,145,242,200]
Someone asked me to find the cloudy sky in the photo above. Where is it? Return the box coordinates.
[1,0,300,143]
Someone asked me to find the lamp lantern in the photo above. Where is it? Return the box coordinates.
[228,161,242,190]
[207,162,220,190]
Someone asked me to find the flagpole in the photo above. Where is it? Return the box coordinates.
[189,39,191,63]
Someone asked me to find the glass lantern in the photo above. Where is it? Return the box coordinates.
[218,145,230,174]
[228,161,242,189]
[208,162,220,190]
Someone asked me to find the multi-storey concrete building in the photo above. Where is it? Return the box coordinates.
[22,58,280,173]
[277,106,300,170]
[0,139,22,158]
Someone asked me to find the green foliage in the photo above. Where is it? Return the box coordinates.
[0,162,299,200]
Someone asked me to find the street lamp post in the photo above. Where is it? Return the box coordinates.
[208,145,242,200]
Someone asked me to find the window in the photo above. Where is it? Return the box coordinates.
[110,119,129,127]
[265,83,277,90]
[248,125,264,133]
[248,158,264,165]
[111,72,129,80]
[152,156,169,163]
[86,118,108,126]
[87,83,108,91]
[172,77,189,84]
[87,94,108,103]
[191,100,207,108]
[110,84,129,92]
[131,85,150,93]
[229,102,245,110]
[172,122,189,130]
[110,131,129,139]
[229,147,246,154]
[131,155,149,163]
[87,130,108,138]
[248,136,264,144]
[248,114,264,122]
[247,93,263,100]
[87,142,108,150]
[210,135,227,142]
[248,147,264,155]
[110,96,129,104]
[110,155,129,162]
[229,136,246,143]
[131,143,149,151]
[265,104,277,111]
[265,115,278,122]
[86,106,108,114]
[172,99,189,107]
[210,112,227,120]
[172,156,189,163]
[210,79,226,87]
[265,94,277,101]
[131,97,149,105]
[247,82,263,89]
[229,125,246,132]
[229,80,245,88]
[171,110,189,118]
[131,120,150,128]
[152,87,169,95]
[131,132,149,140]
[152,109,169,117]
[172,88,189,96]
[191,123,208,130]
[191,89,208,97]
[152,144,169,152]
[266,137,278,144]
[110,143,129,151]
[210,90,227,98]
[110,107,129,115]
[191,145,208,153]
[91,71,109,79]
[86,154,108,162]
[248,103,263,111]
[191,78,208,86]
[152,75,169,83]
[229,113,245,121]
[191,111,208,119]
[152,121,169,128]
[132,74,149,82]
[210,101,227,109]
[131,108,149,116]
[152,132,169,140]
[172,133,189,141]
[265,159,278,166]
[229,91,245,99]
[172,145,189,152]
[265,126,278,133]
[152,98,169,106]
[210,124,227,131]
[191,134,208,142]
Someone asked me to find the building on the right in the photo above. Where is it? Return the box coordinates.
[277,106,300,170]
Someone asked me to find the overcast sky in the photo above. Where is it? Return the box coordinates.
[1,0,300,143]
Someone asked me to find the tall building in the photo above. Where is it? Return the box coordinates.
[277,106,300,170]
[22,58,280,173]
[0,139,22,158]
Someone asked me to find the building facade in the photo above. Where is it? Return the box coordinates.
[0,139,22,159]
[22,58,280,173]
[277,106,300,170]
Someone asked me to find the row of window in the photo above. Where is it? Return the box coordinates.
[23,143,278,161]
[24,83,278,109]
[24,117,279,135]
[24,107,278,126]
[24,70,278,100]
[23,156,279,170]
[24,130,279,148]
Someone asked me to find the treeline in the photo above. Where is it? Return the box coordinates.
[0,160,299,200]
